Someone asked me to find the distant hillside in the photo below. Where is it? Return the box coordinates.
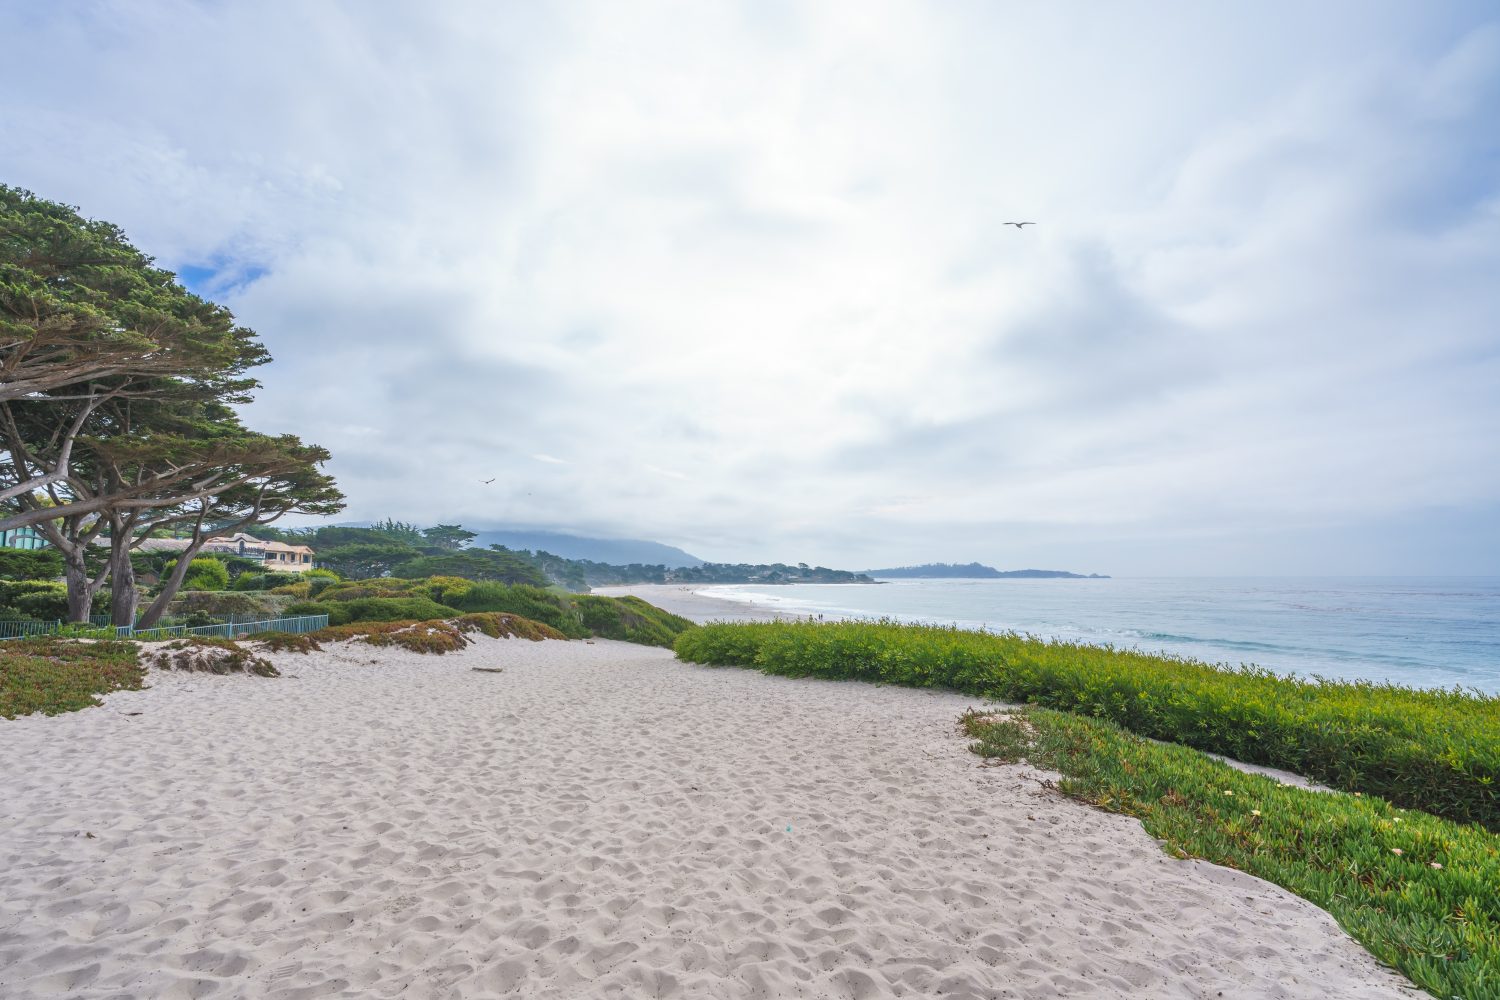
[469,530,704,568]
[867,562,1108,579]
[512,550,875,591]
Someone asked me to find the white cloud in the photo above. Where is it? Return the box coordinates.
[2,1,1497,572]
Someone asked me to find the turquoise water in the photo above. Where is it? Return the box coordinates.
[699,577,1500,693]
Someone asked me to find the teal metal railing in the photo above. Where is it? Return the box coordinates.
[0,619,62,639]
[1,614,329,641]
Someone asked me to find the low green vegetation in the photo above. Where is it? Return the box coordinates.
[963,709,1500,1000]
[574,594,695,646]
[673,620,1500,829]
[287,595,458,626]
[229,569,304,592]
[166,590,297,620]
[287,578,695,647]
[175,557,230,592]
[0,639,144,718]
[448,582,588,635]
[0,608,571,717]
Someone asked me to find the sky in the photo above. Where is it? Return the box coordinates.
[2,1,1498,574]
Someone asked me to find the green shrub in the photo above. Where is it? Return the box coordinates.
[167,591,292,618]
[213,554,268,580]
[166,557,230,592]
[289,596,459,626]
[301,568,339,597]
[0,580,68,620]
[450,583,588,638]
[0,548,62,581]
[674,620,1500,830]
[410,575,474,606]
[229,571,301,591]
[268,581,313,599]
[573,594,695,647]
[292,578,691,647]
[316,584,401,602]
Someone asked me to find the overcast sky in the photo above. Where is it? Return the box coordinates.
[3,1,1498,574]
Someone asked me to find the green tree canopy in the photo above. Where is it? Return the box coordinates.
[395,549,545,586]
[0,185,270,528]
[370,518,423,545]
[315,542,422,581]
[1,187,341,621]
[420,524,476,550]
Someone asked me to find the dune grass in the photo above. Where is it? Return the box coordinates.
[673,619,1499,829]
[964,709,1499,1000]
[275,612,571,655]
[0,639,144,718]
[0,611,571,718]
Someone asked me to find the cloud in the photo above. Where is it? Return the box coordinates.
[2,1,1497,572]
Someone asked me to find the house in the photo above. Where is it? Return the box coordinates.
[131,532,317,572]
[201,532,316,572]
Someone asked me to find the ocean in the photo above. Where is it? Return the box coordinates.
[696,577,1500,694]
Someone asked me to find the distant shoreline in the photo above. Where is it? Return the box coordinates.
[590,584,794,623]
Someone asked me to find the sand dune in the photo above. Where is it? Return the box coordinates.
[0,637,1417,998]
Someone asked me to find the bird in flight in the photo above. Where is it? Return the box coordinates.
[1003,221,1035,229]
[481,478,496,484]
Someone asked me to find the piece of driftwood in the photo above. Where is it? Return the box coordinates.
[471,667,505,674]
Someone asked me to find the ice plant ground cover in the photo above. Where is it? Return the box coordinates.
[0,639,144,718]
[0,612,569,719]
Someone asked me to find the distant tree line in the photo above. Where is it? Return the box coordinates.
[293,520,874,590]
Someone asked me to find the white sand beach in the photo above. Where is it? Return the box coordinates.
[0,636,1418,999]
[590,584,786,623]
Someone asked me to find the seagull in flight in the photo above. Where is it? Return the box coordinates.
[1003,221,1035,229]
[481,478,496,484]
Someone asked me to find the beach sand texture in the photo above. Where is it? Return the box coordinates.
[0,637,1418,999]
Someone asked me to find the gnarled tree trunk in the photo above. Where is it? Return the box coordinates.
[61,545,100,622]
[135,538,208,629]
[108,535,138,627]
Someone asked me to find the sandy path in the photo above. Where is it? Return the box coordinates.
[0,638,1416,999]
